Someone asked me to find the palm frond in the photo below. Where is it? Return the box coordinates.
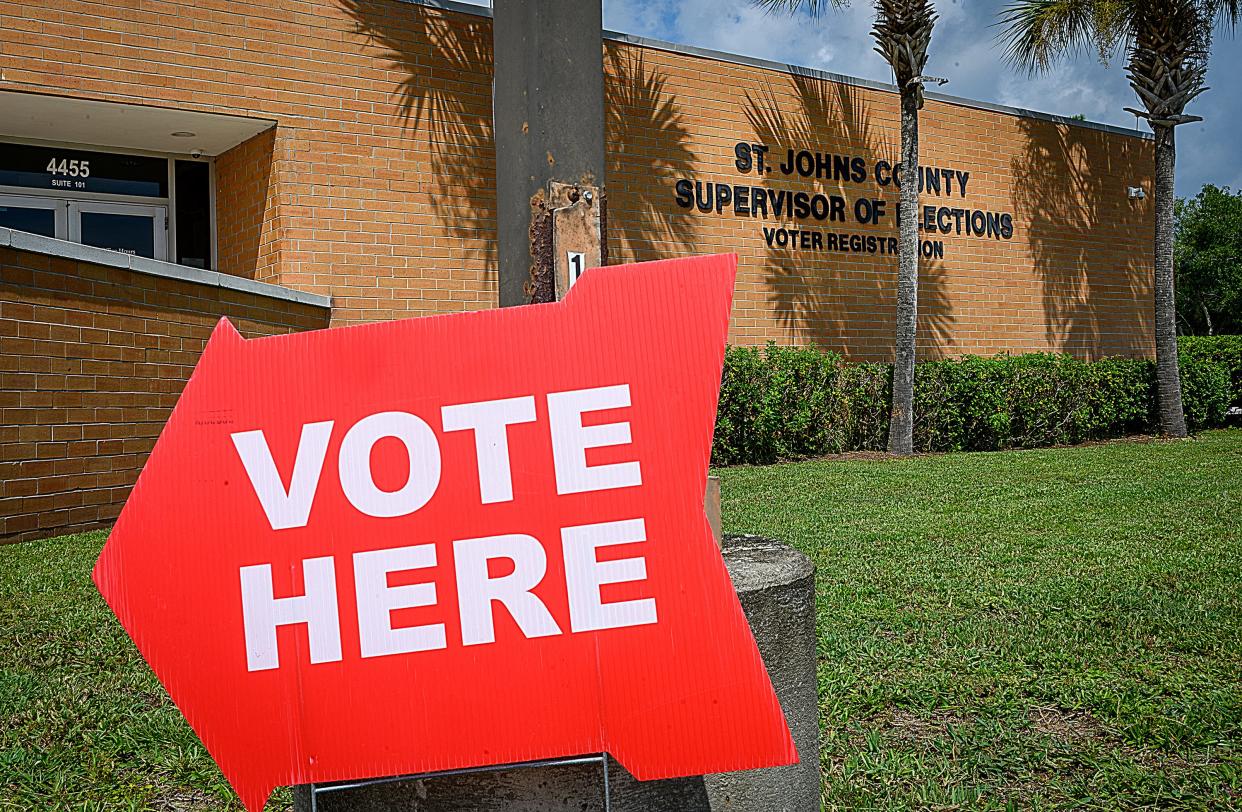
[996,0,1116,74]
[749,0,849,18]
[1212,0,1241,28]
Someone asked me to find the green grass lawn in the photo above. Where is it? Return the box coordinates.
[720,430,1242,810]
[3,430,1241,810]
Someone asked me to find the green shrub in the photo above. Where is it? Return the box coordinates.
[714,345,771,465]
[1081,357,1154,438]
[836,361,890,452]
[712,343,1234,466]
[912,354,1151,452]
[1176,354,1231,431]
[1179,335,1242,408]
[713,345,887,465]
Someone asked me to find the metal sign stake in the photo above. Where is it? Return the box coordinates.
[307,752,613,811]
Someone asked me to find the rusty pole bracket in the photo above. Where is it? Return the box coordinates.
[526,181,605,304]
[550,181,603,300]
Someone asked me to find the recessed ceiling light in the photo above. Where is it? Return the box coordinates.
[170,131,196,137]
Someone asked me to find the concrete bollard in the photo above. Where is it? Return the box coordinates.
[702,534,819,811]
[294,534,818,812]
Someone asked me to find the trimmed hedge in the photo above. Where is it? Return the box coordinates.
[715,346,888,465]
[1178,356,1231,432]
[912,354,1153,453]
[713,341,1237,465]
[1179,335,1242,409]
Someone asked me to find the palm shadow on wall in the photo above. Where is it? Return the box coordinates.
[604,47,699,262]
[745,73,954,358]
[340,0,496,267]
[1013,117,1151,358]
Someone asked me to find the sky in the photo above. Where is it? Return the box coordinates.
[459,0,1242,197]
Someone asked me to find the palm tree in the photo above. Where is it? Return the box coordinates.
[999,0,1239,438]
[753,0,938,455]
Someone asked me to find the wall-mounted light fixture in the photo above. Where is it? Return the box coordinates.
[1127,186,1147,200]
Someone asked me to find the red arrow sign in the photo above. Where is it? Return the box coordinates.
[93,253,796,810]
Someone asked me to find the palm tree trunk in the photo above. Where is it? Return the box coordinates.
[888,85,920,454]
[1153,122,1187,437]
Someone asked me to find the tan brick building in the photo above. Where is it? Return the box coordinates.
[1,0,1154,541]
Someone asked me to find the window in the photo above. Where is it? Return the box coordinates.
[0,142,167,197]
[174,160,212,268]
[0,193,64,238]
[70,201,167,260]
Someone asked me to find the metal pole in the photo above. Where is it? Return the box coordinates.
[602,751,611,812]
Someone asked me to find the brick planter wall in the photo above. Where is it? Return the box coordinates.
[0,244,330,543]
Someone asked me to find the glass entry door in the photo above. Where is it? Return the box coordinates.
[69,200,167,261]
[0,194,167,261]
[0,193,66,239]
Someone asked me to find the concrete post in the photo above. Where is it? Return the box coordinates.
[492,0,606,307]
[702,534,820,811]
[294,535,819,812]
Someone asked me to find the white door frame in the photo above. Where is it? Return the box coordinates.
[68,199,168,261]
[0,192,68,239]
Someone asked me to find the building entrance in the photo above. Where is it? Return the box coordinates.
[0,193,168,260]
[0,140,213,266]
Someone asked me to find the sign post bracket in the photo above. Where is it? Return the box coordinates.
[306,753,613,811]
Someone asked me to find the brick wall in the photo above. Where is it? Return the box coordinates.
[215,128,282,283]
[0,0,1158,543]
[0,0,1154,359]
[0,245,330,543]
[601,43,1154,360]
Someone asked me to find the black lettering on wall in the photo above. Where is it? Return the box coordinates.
[674,179,693,208]
[735,142,752,174]
[671,144,1020,259]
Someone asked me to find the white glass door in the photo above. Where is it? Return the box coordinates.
[0,193,67,239]
[69,200,167,261]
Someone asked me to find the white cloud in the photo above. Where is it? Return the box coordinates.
[602,0,677,38]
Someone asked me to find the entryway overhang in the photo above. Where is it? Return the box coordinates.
[0,91,276,156]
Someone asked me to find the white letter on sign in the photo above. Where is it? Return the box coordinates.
[453,534,562,646]
[441,396,537,504]
[547,385,641,495]
[354,545,446,658]
[239,557,343,672]
[339,412,441,518]
[562,518,657,633]
[231,421,333,530]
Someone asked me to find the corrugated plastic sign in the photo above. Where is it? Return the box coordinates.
[92,253,797,810]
